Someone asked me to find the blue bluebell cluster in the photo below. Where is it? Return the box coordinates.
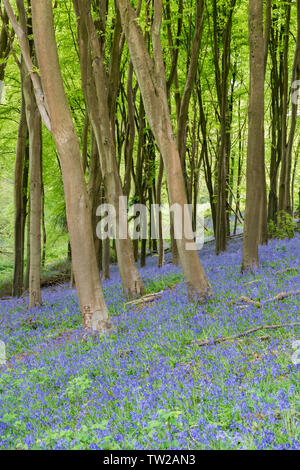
[0,235,299,449]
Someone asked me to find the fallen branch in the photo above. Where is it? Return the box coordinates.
[239,289,300,308]
[245,279,264,286]
[276,267,300,275]
[125,290,164,306]
[266,289,300,303]
[240,296,262,307]
[194,321,300,347]
[244,266,299,286]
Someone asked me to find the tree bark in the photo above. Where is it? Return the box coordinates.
[282,0,300,214]
[279,1,292,214]
[74,0,145,298]
[27,0,111,331]
[88,130,102,271]
[12,80,28,297]
[117,0,212,302]
[176,0,204,203]
[212,0,236,254]
[0,8,11,81]
[156,155,164,268]
[267,4,282,223]
[23,68,42,308]
[242,0,265,271]
[16,1,42,307]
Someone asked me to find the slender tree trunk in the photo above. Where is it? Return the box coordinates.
[212,0,237,254]
[140,238,147,268]
[268,6,282,223]
[177,0,204,203]
[156,155,164,268]
[279,2,292,213]
[24,74,42,308]
[197,84,217,237]
[148,186,157,255]
[41,176,46,267]
[12,82,27,297]
[291,140,299,216]
[283,0,300,215]
[242,0,265,271]
[29,0,111,331]
[74,0,144,298]
[123,61,135,197]
[88,130,102,271]
[257,0,271,245]
[0,9,10,81]
[101,237,110,281]
[81,113,89,175]
[17,5,42,308]
[117,0,212,301]
[25,196,30,290]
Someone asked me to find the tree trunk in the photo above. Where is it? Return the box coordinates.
[279,2,292,214]
[74,0,145,299]
[177,0,204,203]
[156,155,164,268]
[17,4,42,308]
[212,0,237,254]
[117,0,212,302]
[282,0,300,215]
[12,82,28,297]
[242,0,265,271]
[101,237,110,281]
[23,67,42,308]
[25,194,30,290]
[267,5,282,223]
[88,130,103,271]
[30,0,111,331]
[0,9,10,81]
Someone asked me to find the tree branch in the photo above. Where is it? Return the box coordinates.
[3,0,51,131]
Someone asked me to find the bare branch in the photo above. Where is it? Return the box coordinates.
[3,0,51,131]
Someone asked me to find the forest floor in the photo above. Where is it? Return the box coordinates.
[0,235,299,450]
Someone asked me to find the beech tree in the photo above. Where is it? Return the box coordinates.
[17,0,42,308]
[242,0,266,270]
[73,0,145,298]
[212,0,237,255]
[116,0,212,302]
[1,0,299,319]
[279,0,300,216]
[3,0,112,331]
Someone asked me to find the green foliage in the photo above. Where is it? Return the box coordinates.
[268,211,296,240]
[144,271,183,294]
[63,374,92,402]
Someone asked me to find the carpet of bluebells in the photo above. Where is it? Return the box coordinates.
[0,235,299,450]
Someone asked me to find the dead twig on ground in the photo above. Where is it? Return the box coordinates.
[193,321,300,347]
[125,290,165,306]
[239,289,300,309]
